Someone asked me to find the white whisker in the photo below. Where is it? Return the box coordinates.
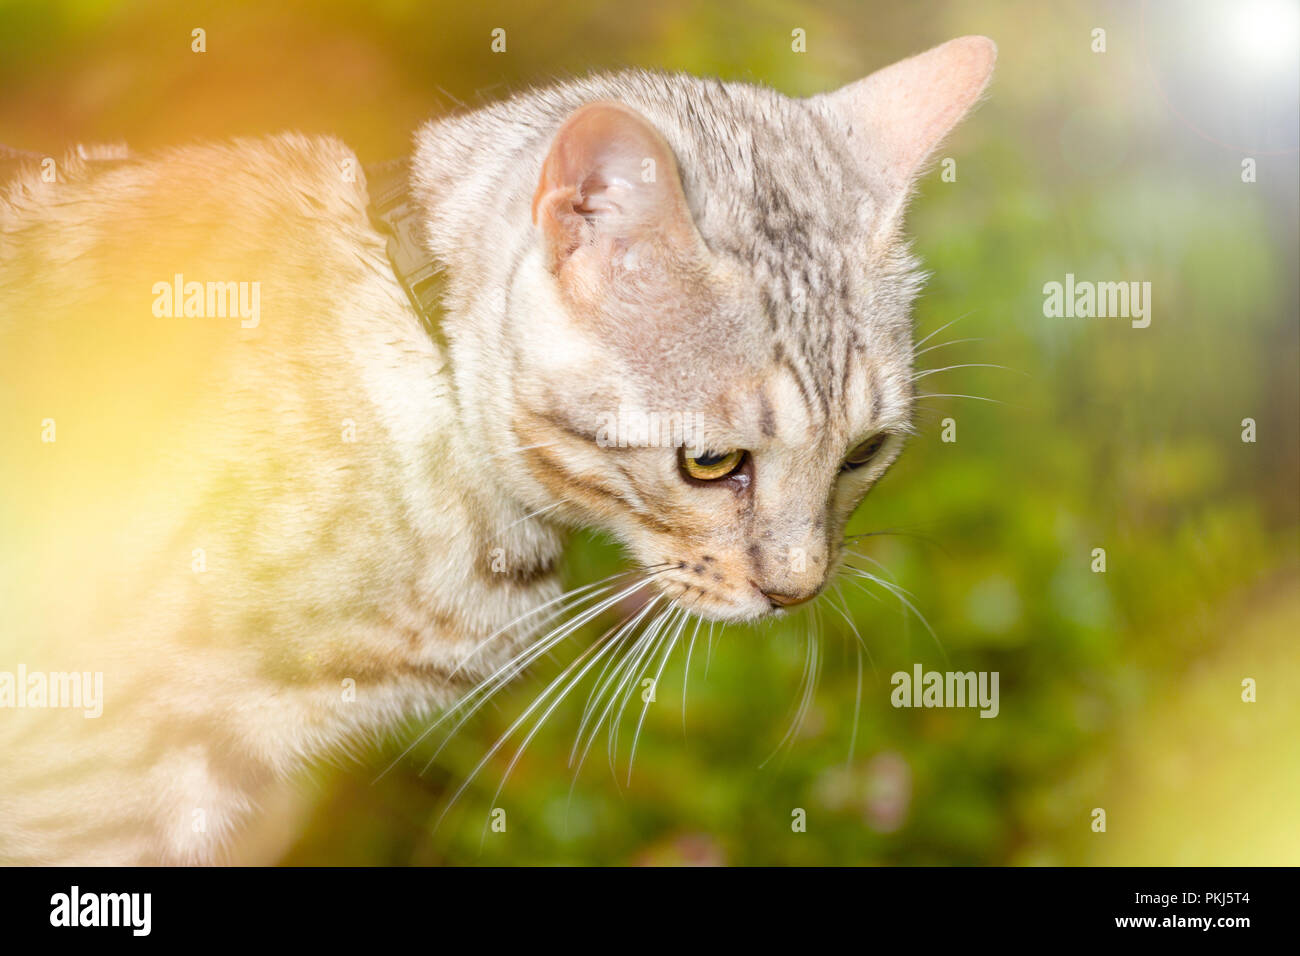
[567,605,671,787]
[448,562,671,679]
[913,311,976,350]
[914,392,1005,405]
[416,577,653,775]
[843,550,910,591]
[828,585,876,673]
[605,606,678,783]
[759,624,821,769]
[681,613,704,734]
[371,571,663,784]
[910,362,1015,381]
[500,500,565,533]
[448,569,626,679]
[705,620,717,676]
[842,567,946,663]
[566,597,664,768]
[912,337,983,359]
[560,598,667,824]
[627,608,691,784]
[848,643,863,768]
[442,617,632,839]
[471,611,636,847]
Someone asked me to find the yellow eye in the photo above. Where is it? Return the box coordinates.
[843,433,888,471]
[681,448,745,481]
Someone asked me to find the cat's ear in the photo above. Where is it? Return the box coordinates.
[813,35,996,236]
[531,101,699,280]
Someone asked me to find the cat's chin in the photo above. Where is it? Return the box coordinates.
[659,588,781,625]
[642,564,798,624]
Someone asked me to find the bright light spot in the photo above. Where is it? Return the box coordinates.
[1228,0,1300,70]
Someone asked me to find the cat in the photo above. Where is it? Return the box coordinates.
[0,36,995,864]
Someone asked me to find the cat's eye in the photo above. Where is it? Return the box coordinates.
[680,448,745,482]
[842,433,888,471]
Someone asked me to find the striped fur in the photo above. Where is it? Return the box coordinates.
[0,38,993,863]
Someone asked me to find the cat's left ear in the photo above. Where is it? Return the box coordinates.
[531,101,701,284]
[812,35,996,237]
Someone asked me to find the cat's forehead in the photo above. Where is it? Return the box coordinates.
[679,88,877,278]
[611,290,911,453]
[662,80,916,408]
[563,71,919,438]
[601,227,914,450]
[576,70,882,271]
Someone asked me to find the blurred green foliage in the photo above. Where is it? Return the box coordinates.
[3,0,1296,864]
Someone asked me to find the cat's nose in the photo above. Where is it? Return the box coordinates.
[763,589,816,609]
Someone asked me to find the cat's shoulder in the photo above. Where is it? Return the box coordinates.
[1,132,370,233]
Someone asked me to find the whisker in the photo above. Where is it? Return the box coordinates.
[627,608,691,785]
[705,620,717,677]
[605,606,678,784]
[449,563,672,678]
[681,613,704,734]
[442,611,634,839]
[842,567,947,664]
[848,643,863,769]
[910,362,1018,381]
[843,525,936,538]
[566,597,665,768]
[842,527,945,553]
[827,584,877,673]
[413,577,653,776]
[470,609,637,847]
[446,576,641,710]
[372,571,660,784]
[842,549,905,587]
[914,392,1005,405]
[912,337,983,359]
[759,625,820,769]
[568,605,671,788]
[372,592,603,783]
[448,574,621,680]
[913,311,976,350]
[500,500,565,533]
[562,599,668,823]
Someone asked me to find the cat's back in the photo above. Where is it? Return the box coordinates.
[0,132,444,668]
[0,132,463,862]
[1,132,380,353]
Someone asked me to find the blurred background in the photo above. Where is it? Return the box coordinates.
[2,0,1297,865]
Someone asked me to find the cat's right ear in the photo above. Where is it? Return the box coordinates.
[813,35,997,239]
[531,101,699,283]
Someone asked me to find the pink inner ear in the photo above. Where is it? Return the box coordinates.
[532,100,696,274]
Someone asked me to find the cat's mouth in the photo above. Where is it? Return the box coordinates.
[651,565,790,623]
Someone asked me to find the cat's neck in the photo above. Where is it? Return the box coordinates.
[341,248,568,680]
[413,379,568,680]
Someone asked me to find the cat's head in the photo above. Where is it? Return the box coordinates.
[414,37,995,622]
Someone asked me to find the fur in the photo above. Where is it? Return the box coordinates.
[0,37,993,863]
